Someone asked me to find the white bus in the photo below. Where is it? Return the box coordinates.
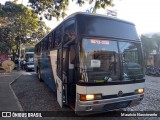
[34,12,145,115]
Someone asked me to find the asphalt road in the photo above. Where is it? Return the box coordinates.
[11,71,160,120]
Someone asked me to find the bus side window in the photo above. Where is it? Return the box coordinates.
[64,20,75,43]
[55,26,63,47]
[70,45,75,64]
[46,36,49,50]
[48,34,52,49]
[63,48,69,75]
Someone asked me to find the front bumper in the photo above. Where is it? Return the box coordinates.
[26,65,34,69]
[26,67,34,70]
[75,94,144,115]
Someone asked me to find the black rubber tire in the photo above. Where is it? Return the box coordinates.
[37,69,43,82]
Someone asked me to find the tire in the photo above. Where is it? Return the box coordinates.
[37,69,43,82]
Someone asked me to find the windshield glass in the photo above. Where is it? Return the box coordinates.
[119,42,144,80]
[79,38,120,83]
[26,54,34,62]
[79,38,144,83]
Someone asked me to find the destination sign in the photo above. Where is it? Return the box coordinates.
[90,39,109,44]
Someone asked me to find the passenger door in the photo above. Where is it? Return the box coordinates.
[62,47,69,105]
[56,48,63,107]
[56,47,69,107]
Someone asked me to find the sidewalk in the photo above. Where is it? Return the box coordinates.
[0,70,24,111]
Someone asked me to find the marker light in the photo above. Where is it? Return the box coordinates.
[135,88,144,94]
[80,94,102,101]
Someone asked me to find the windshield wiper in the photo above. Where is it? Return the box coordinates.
[104,71,112,82]
[104,63,114,82]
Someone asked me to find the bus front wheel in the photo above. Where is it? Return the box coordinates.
[37,69,43,82]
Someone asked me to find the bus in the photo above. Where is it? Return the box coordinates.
[25,52,34,61]
[34,12,145,115]
[21,52,34,71]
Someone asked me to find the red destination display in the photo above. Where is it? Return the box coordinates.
[90,39,109,44]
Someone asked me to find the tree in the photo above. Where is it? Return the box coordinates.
[28,0,113,20]
[141,35,155,65]
[0,1,50,59]
[0,27,14,52]
[152,34,160,54]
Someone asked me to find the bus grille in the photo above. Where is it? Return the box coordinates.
[103,101,130,111]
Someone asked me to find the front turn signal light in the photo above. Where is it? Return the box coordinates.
[135,88,144,94]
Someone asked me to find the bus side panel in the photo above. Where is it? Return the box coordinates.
[50,50,59,89]
[41,51,56,91]
[34,53,39,73]
[50,50,64,107]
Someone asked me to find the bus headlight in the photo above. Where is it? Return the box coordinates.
[80,94,102,101]
[135,88,144,94]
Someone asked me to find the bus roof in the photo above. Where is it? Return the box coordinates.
[37,12,139,45]
[65,12,135,25]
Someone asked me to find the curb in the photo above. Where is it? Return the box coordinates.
[9,71,24,111]
[9,71,29,120]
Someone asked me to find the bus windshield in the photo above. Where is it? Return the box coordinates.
[79,38,144,83]
[25,52,34,62]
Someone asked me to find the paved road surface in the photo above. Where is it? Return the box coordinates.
[11,72,160,120]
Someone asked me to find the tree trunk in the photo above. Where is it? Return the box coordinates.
[12,49,16,61]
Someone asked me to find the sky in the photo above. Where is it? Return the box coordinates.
[1,0,160,34]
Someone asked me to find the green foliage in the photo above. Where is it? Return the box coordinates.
[141,35,153,65]
[0,2,23,17]
[0,40,10,52]
[141,33,160,64]
[141,35,155,54]
[0,27,13,52]
[28,0,113,20]
[152,34,160,54]
[0,1,49,53]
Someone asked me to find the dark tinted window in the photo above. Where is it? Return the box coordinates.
[52,32,55,48]
[42,40,46,51]
[55,26,63,47]
[46,36,49,50]
[77,15,138,40]
[64,20,75,43]
[63,49,68,73]
[37,43,40,53]
[119,42,144,80]
[48,34,52,49]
